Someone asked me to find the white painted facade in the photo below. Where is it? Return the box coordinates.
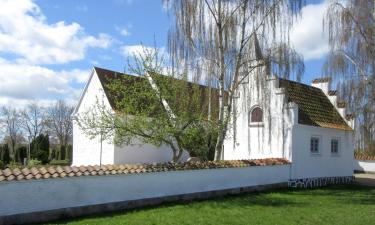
[72,68,188,166]
[291,124,354,179]
[223,69,295,161]
[223,63,355,179]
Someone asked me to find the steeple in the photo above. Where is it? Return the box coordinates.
[253,32,263,61]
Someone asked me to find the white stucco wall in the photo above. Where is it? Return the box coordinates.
[354,160,375,173]
[114,140,189,164]
[0,165,290,217]
[72,70,115,166]
[291,124,354,179]
[223,68,295,161]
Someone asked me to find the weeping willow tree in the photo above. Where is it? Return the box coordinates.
[324,0,375,154]
[164,0,304,160]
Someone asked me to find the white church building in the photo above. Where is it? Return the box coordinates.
[72,54,354,183]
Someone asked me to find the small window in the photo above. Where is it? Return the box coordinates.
[250,106,263,123]
[331,139,340,154]
[310,137,320,154]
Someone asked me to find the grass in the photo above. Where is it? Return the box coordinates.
[46,185,375,225]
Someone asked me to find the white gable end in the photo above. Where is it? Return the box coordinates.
[72,69,115,166]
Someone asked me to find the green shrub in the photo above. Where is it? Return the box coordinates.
[66,145,73,163]
[0,160,4,169]
[49,159,70,166]
[31,134,50,164]
[7,161,22,169]
[60,145,66,160]
[27,159,42,167]
[0,144,10,165]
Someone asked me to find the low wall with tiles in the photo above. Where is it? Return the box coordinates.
[354,159,375,173]
[0,163,289,225]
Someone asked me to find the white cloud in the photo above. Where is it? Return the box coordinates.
[118,27,131,37]
[0,57,89,107]
[290,1,329,61]
[120,45,167,58]
[0,0,112,64]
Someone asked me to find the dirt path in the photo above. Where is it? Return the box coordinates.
[355,173,375,187]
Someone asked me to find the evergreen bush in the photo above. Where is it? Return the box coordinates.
[31,134,50,164]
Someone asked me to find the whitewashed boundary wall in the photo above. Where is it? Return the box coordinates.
[354,160,375,173]
[0,165,289,225]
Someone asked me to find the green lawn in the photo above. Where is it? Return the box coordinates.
[47,185,375,225]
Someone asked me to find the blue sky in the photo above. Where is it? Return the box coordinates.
[0,0,328,107]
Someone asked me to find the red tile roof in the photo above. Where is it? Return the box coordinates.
[0,158,290,183]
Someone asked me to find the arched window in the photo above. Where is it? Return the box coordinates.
[250,106,263,123]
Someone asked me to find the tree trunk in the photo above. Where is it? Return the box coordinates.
[213,0,227,161]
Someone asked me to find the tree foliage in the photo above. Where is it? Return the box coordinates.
[0,106,22,162]
[324,0,375,153]
[0,144,10,165]
[20,102,46,142]
[77,47,218,162]
[46,100,74,148]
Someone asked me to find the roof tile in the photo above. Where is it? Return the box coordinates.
[25,174,34,180]
[3,168,12,177]
[16,174,25,181]
[6,175,15,181]
[39,167,48,175]
[12,168,21,176]
[21,168,30,176]
[30,167,39,176]
[47,167,56,175]
[312,77,331,83]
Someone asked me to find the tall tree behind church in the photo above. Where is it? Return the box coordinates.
[324,0,375,154]
[164,0,304,160]
[46,100,74,157]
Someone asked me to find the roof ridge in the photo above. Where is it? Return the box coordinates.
[278,78,323,92]
[94,66,220,90]
[312,77,331,83]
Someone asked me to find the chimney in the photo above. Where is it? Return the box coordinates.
[327,90,338,109]
[345,114,355,129]
[336,102,347,119]
[311,77,331,95]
